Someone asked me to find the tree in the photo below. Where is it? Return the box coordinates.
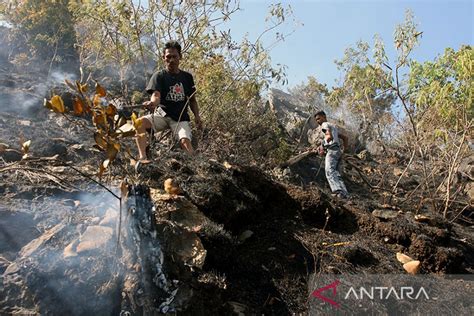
[41,0,297,169]
[289,76,328,113]
[2,0,79,74]
[328,9,472,218]
[328,38,396,149]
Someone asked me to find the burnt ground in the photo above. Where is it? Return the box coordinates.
[0,107,473,315]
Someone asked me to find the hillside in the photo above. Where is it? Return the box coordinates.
[0,104,472,314]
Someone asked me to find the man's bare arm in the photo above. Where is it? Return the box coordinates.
[189,95,202,129]
[143,91,160,109]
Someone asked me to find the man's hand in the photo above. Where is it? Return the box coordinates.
[142,100,156,111]
[195,116,203,131]
[317,145,326,156]
[324,131,333,143]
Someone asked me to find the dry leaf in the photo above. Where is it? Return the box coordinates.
[22,140,31,154]
[93,94,102,108]
[93,111,106,127]
[95,82,107,97]
[50,95,65,113]
[131,112,141,130]
[223,161,232,169]
[106,142,120,161]
[93,132,107,150]
[76,81,88,93]
[73,97,84,115]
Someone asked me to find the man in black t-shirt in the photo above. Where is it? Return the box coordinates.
[135,41,202,161]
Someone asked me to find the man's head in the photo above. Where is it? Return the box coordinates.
[314,110,327,126]
[163,41,182,74]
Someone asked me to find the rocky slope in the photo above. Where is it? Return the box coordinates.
[0,106,473,314]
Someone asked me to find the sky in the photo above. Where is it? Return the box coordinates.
[225,0,473,89]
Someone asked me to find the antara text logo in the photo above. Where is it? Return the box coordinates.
[311,280,430,308]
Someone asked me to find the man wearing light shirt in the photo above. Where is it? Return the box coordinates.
[314,110,349,199]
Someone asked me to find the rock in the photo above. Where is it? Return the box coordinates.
[3,262,20,275]
[63,240,78,258]
[18,120,31,126]
[169,230,206,269]
[0,255,11,274]
[89,217,100,225]
[76,225,113,254]
[154,194,208,232]
[238,230,254,242]
[0,148,22,162]
[396,252,414,264]
[268,88,311,140]
[224,301,248,315]
[372,209,398,220]
[99,207,118,227]
[403,260,421,275]
[164,178,181,195]
[19,223,65,258]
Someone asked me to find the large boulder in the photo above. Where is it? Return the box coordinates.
[267,89,310,140]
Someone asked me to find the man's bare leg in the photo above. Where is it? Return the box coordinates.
[180,138,194,154]
[135,117,152,162]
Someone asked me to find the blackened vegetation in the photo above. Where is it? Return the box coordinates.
[1,111,473,315]
[120,185,180,314]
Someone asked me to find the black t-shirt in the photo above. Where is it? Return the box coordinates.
[146,69,196,121]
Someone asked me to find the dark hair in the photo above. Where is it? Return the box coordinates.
[314,110,326,117]
[163,41,182,57]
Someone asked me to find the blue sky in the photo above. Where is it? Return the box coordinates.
[225,0,473,89]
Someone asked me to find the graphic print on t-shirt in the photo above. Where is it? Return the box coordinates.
[166,83,186,102]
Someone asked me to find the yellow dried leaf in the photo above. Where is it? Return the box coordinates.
[106,142,120,161]
[93,111,107,127]
[94,132,107,150]
[73,97,84,115]
[75,81,88,94]
[93,94,102,108]
[50,95,65,113]
[95,82,107,97]
[131,112,141,130]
